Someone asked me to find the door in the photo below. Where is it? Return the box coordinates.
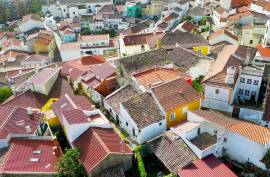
[232,107,240,118]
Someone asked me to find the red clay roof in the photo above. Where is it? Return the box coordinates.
[133,67,191,89]
[151,78,200,112]
[0,107,42,139]
[73,127,132,173]
[181,21,196,33]
[1,90,47,109]
[2,138,61,173]
[227,121,270,144]
[80,55,106,65]
[31,68,60,85]
[256,45,270,57]
[178,155,237,177]
[52,94,95,123]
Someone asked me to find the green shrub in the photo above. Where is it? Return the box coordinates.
[0,87,13,104]
[135,146,147,177]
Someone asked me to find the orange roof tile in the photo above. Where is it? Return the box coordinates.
[256,45,270,57]
[227,122,270,144]
[133,67,191,89]
[151,78,200,112]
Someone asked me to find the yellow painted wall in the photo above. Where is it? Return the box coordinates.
[42,98,60,127]
[34,43,49,54]
[166,99,201,128]
[47,116,61,127]
[193,46,209,56]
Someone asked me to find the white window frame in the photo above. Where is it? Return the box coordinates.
[170,112,176,121]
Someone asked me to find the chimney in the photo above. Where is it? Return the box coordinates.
[27,107,33,115]
[175,42,180,47]
[53,146,61,158]
[225,66,236,84]
[25,125,32,134]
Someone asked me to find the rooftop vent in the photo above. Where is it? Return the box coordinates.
[25,125,32,134]
[30,158,39,162]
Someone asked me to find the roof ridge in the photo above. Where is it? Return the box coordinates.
[0,107,16,131]
[92,129,110,153]
[65,94,78,109]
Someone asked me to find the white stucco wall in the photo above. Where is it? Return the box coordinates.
[224,130,269,170]
[119,104,166,144]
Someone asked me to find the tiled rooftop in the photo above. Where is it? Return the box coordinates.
[151,78,200,112]
[122,92,164,129]
[2,138,61,173]
[73,127,132,173]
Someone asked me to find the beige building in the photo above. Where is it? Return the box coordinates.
[142,0,165,17]
[241,25,266,47]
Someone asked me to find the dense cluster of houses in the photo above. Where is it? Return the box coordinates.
[1,0,270,176]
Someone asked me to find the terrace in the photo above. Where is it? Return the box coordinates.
[171,121,219,159]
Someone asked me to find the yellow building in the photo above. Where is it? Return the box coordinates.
[34,31,54,54]
[151,78,201,128]
[142,0,165,17]
[193,45,209,56]
[42,98,60,127]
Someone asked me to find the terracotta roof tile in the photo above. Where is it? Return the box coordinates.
[256,45,270,57]
[31,68,60,85]
[105,85,137,114]
[151,78,200,112]
[178,155,237,177]
[192,109,270,144]
[0,107,43,139]
[73,127,132,173]
[148,131,197,173]
[52,94,95,122]
[133,67,191,89]
[122,92,164,129]
[2,138,61,173]
[227,122,270,144]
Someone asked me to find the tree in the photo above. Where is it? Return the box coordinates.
[48,40,61,62]
[56,148,85,177]
[80,27,91,35]
[0,87,13,104]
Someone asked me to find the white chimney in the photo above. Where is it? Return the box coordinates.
[25,125,32,134]
[27,107,33,115]
[225,66,236,84]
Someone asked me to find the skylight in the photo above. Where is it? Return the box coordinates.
[32,150,42,154]
[30,158,39,162]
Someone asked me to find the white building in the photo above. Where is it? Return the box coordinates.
[30,67,60,95]
[234,66,263,103]
[16,14,44,34]
[119,92,166,144]
[208,29,239,45]
[79,34,119,56]
[250,0,270,16]
[187,109,270,170]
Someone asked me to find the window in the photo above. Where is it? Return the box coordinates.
[223,138,227,142]
[215,89,219,94]
[182,107,188,114]
[126,122,128,127]
[197,49,202,54]
[253,80,259,85]
[159,122,162,126]
[170,112,176,121]
[238,89,243,95]
[245,90,250,96]
[249,40,253,44]
[240,77,245,83]
[247,79,252,84]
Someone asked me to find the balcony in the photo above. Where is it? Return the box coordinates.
[171,122,219,159]
[186,132,218,159]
